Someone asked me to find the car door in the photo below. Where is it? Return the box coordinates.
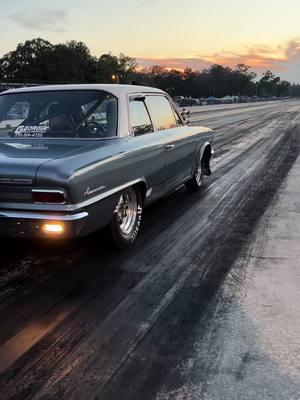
[145,95,196,189]
[127,96,170,201]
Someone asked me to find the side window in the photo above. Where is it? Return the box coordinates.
[145,96,177,131]
[129,99,154,136]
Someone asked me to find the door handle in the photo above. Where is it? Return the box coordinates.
[165,144,175,151]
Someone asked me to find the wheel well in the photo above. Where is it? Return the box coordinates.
[134,181,147,204]
[201,145,212,169]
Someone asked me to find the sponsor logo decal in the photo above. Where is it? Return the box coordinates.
[14,125,48,138]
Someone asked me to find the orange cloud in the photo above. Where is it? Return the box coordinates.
[200,51,285,70]
[137,39,300,79]
[137,57,211,71]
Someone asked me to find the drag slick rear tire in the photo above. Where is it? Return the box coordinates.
[109,186,143,250]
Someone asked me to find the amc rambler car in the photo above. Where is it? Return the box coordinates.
[0,84,213,249]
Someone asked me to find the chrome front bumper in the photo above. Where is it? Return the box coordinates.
[0,210,88,238]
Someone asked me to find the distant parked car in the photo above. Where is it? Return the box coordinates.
[178,98,201,107]
[205,96,220,105]
[237,96,252,103]
[174,95,185,105]
[221,95,235,104]
[0,84,213,249]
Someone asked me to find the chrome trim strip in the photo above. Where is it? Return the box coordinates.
[75,178,146,209]
[0,179,147,213]
[0,178,33,185]
[0,210,88,221]
[32,189,66,194]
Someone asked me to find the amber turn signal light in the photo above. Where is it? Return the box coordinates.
[42,223,64,234]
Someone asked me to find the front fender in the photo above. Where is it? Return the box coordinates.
[200,141,212,161]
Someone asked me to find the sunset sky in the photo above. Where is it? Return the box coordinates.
[1,0,300,81]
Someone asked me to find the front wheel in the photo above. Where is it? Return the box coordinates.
[185,163,204,192]
[109,186,143,250]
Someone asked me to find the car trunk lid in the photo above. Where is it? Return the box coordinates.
[0,140,94,203]
[0,140,91,183]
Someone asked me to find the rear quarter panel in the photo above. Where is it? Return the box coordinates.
[36,136,166,207]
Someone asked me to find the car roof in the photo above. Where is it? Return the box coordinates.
[2,84,166,97]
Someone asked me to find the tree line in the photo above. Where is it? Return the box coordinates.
[1,38,299,98]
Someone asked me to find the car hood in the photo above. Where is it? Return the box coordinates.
[0,139,111,185]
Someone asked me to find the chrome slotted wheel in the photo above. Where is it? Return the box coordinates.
[110,186,143,250]
[116,188,138,235]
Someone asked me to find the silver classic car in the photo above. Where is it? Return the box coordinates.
[0,84,213,249]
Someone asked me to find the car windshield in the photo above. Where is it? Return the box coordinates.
[0,90,118,139]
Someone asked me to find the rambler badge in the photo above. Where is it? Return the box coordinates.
[84,185,106,197]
